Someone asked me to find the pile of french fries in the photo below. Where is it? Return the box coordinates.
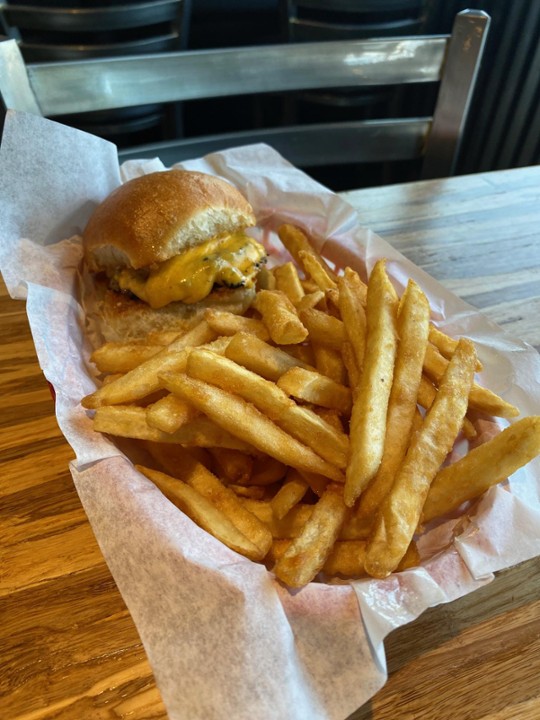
[82,224,540,588]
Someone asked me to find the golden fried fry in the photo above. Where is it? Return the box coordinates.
[252,289,308,345]
[272,261,305,305]
[364,339,477,578]
[338,268,368,372]
[136,465,264,561]
[423,343,519,419]
[418,373,476,439]
[429,324,483,371]
[277,366,352,415]
[270,468,309,520]
[297,249,337,292]
[146,393,199,433]
[90,342,162,374]
[82,321,218,408]
[142,450,271,556]
[341,341,361,389]
[226,332,315,381]
[299,308,345,350]
[344,260,399,507]
[250,456,288,486]
[295,290,325,313]
[273,485,348,587]
[423,416,540,522]
[355,280,430,522]
[208,447,254,485]
[93,404,254,450]
[187,348,348,468]
[312,344,347,384]
[277,224,337,281]
[160,373,344,482]
[204,308,270,341]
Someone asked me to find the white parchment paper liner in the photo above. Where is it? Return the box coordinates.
[1,111,539,720]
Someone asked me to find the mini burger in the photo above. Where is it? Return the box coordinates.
[81,169,266,342]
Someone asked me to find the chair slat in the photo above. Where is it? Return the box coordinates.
[27,38,447,117]
[118,118,431,168]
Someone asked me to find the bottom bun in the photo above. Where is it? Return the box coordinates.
[81,272,255,344]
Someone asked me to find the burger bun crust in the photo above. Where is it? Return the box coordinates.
[83,169,256,272]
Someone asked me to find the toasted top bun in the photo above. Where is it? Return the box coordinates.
[83,169,256,272]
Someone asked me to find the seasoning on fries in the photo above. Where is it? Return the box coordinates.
[81,173,540,589]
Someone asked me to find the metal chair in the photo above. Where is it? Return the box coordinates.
[0,1,188,148]
[282,0,426,42]
[0,9,490,181]
[0,1,187,60]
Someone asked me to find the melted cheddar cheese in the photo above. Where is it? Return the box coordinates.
[116,232,266,309]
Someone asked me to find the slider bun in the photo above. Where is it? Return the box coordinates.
[83,169,256,272]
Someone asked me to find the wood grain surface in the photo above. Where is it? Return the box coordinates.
[1,166,539,720]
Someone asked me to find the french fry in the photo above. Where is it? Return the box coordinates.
[338,268,368,372]
[277,366,352,415]
[273,485,348,587]
[316,540,367,577]
[250,456,288,486]
[270,468,309,520]
[295,290,325,313]
[269,538,367,578]
[341,341,361,389]
[144,441,212,476]
[344,260,399,507]
[252,289,308,344]
[102,373,124,385]
[93,404,255,451]
[312,344,347,384]
[355,280,430,522]
[279,342,316,367]
[272,261,305,305]
[429,324,483,371]
[146,330,186,345]
[271,537,418,577]
[364,338,477,578]
[297,469,329,497]
[422,416,540,522]
[186,349,348,468]
[146,393,199,433]
[242,499,314,538]
[82,321,218,408]
[299,308,345,350]
[418,373,476,439]
[226,332,315,381]
[160,373,344,482]
[136,465,264,561]
[423,343,519,419]
[90,342,162,374]
[229,484,267,500]
[277,224,337,281]
[339,513,372,540]
[204,308,270,341]
[297,250,337,292]
[208,447,254,485]
[143,448,271,556]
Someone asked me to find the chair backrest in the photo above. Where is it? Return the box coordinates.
[0,1,186,60]
[283,0,426,42]
[0,9,490,180]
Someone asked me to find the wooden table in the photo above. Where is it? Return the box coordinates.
[1,166,539,720]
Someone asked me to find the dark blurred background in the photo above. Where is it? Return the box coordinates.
[2,0,539,191]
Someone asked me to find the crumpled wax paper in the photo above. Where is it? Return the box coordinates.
[1,110,539,720]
